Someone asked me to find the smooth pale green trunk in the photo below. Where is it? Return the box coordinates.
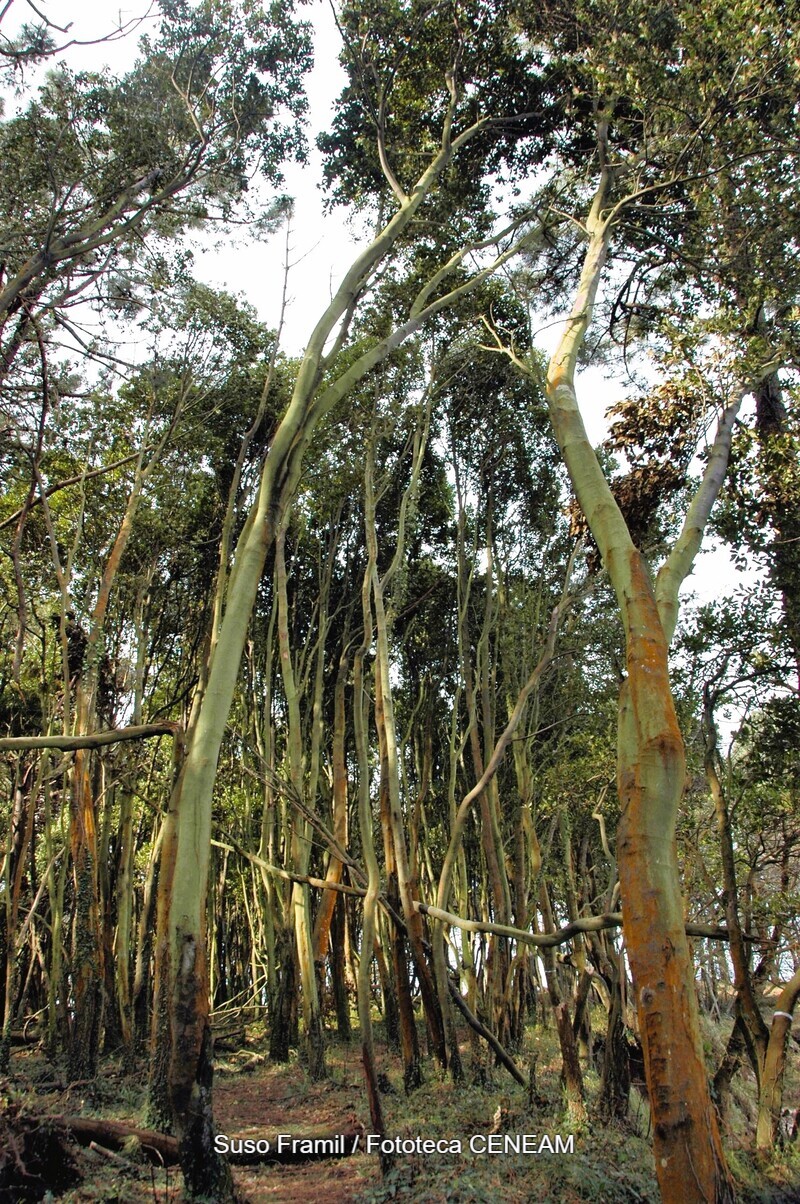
[541,162,734,1203]
[155,105,545,1197]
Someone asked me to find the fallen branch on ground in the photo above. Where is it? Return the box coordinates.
[50,1115,365,1166]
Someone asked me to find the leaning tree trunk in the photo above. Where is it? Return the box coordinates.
[539,153,737,1203]
[150,103,555,1200]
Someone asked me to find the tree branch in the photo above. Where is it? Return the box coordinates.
[0,722,181,752]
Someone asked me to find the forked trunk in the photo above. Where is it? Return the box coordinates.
[541,159,737,1202]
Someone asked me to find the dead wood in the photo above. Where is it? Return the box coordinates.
[54,1115,179,1164]
[50,1115,365,1167]
[1,1102,82,1199]
[447,978,526,1086]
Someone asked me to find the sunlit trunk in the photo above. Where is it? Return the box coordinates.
[541,158,735,1202]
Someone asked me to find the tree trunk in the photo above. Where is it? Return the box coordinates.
[275,521,326,1080]
[540,881,586,1125]
[312,649,349,967]
[704,684,769,1078]
[366,459,446,1071]
[353,577,389,1160]
[755,968,800,1153]
[375,675,423,1090]
[330,893,352,1041]
[133,815,163,1049]
[68,741,105,1080]
[542,161,735,1202]
[1,761,37,1071]
[269,926,297,1063]
[753,373,800,686]
[598,958,631,1122]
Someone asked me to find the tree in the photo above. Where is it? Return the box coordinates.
[0,0,310,396]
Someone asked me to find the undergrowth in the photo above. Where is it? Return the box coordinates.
[4,1006,799,1203]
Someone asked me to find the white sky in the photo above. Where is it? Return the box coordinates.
[191,2,362,357]
[3,0,752,606]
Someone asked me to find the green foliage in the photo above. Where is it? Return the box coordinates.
[0,0,311,354]
[319,0,553,213]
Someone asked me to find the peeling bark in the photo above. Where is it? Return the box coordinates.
[540,158,736,1201]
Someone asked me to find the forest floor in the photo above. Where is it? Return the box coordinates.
[3,1013,800,1203]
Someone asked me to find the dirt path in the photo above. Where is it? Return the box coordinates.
[213,1056,380,1203]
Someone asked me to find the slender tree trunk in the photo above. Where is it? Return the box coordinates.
[133,815,164,1048]
[68,734,105,1080]
[312,649,350,966]
[753,372,800,686]
[274,522,327,1079]
[114,778,136,1053]
[539,880,586,1126]
[353,557,388,1161]
[375,660,423,1091]
[330,894,352,1041]
[367,494,447,1071]
[463,519,512,1046]
[1,761,37,1071]
[704,684,768,1080]
[597,956,631,1122]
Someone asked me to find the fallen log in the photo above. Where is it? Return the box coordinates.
[1,1103,82,1197]
[55,1115,179,1164]
[52,1115,365,1167]
[7,1028,41,1045]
